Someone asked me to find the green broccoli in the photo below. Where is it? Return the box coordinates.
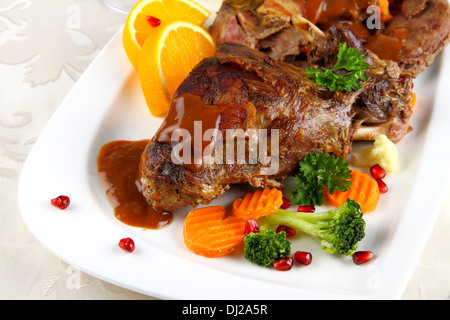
[258,199,366,256]
[243,229,291,267]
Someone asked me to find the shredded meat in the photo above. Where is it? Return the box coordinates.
[209,0,449,141]
[389,0,450,76]
[210,0,450,78]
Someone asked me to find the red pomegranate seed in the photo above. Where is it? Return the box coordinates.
[352,251,374,265]
[280,197,291,209]
[376,178,388,193]
[50,195,70,210]
[301,46,310,55]
[245,218,259,235]
[370,164,386,180]
[294,251,312,266]
[118,237,135,253]
[276,225,296,238]
[146,15,161,27]
[298,205,315,213]
[273,256,293,271]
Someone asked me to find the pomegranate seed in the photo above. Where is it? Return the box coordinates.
[376,178,388,193]
[298,205,315,213]
[280,197,291,209]
[370,164,386,179]
[273,256,293,271]
[118,237,135,253]
[276,225,296,238]
[301,46,310,55]
[245,218,259,235]
[352,251,374,265]
[50,195,70,210]
[294,251,312,266]
[146,15,161,27]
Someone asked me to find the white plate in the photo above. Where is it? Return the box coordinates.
[18,1,450,300]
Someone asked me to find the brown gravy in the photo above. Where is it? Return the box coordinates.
[365,27,410,62]
[97,139,172,229]
[302,0,377,29]
[154,92,222,173]
[302,0,408,62]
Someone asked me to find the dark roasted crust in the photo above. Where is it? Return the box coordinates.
[140,141,228,212]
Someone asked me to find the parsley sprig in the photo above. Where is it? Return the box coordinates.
[291,152,353,206]
[306,43,370,92]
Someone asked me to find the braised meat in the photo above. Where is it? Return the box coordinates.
[209,0,449,142]
[210,0,322,62]
[140,40,412,212]
[385,0,450,76]
[210,0,450,78]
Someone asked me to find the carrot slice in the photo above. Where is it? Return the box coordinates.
[183,206,246,258]
[409,92,416,108]
[232,188,283,220]
[379,0,392,23]
[323,169,380,213]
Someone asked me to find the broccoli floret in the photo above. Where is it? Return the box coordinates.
[243,229,291,267]
[258,199,366,256]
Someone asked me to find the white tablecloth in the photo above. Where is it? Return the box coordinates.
[1,0,449,300]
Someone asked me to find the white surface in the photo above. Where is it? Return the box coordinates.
[14,0,450,300]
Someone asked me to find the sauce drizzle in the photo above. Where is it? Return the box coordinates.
[302,0,377,30]
[365,27,410,62]
[301,0,408,62]
[155,93,222,172]
[97,140,172,229]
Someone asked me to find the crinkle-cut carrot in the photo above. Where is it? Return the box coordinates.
[183,206,246,258]
[232,188,283,220]
[323,169,380,213]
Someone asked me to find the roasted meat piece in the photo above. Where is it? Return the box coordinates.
[384,0,450,76]
[210,0,450,78]
[210,0,449,142]
[210,0,325,61]
[140,40,412,212]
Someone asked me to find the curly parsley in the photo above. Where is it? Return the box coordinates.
[291,152,353,206]
[306,42,370,92]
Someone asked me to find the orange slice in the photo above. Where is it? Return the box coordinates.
[138,21,216,116]
[123,0,210,70]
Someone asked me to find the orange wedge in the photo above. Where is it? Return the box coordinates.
[138,21,216,116]
[123,0,210,70]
